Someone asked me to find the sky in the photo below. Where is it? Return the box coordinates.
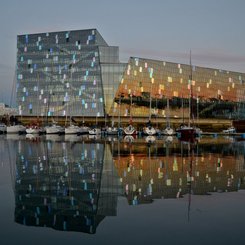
[0,0,244,105]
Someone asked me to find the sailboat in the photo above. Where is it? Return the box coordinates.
[45,119,64,134]
[89,78,101,135]
[78,118,90,135]
[7,70,26,134]
[88,110,101,135]
[162,98,175,135]
[105,103,118,135]
[7,124,26,134]
[176,51,199,141]
[143,79,156,136]
[26,120,44,134]
[106,121,119,135]
[44,93,64,134]
[89,126,101,135]
[65,123,82,134]
[89,110,101,135]
[64,105,82,134]
[64,68,82,135]
[123,94,137,135]
[143,121,156,136]
[25,74,45,134]
[64,113,82,135]
[7,115,26,134]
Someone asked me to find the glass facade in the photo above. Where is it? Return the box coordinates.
[112,57,245,120]
[17,29,245,120]
[16,29,125,118]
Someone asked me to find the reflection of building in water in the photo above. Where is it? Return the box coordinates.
[114,139,245,205]
[14,139,122,233]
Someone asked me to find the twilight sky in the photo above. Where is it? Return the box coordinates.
[0,0,244,105]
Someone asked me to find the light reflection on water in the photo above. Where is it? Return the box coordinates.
[0,134,245,245]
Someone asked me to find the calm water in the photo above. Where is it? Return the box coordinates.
[0,134,245,245]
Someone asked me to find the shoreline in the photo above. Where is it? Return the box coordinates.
[15,116,232,132]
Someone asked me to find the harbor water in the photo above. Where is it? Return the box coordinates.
[0,134,245,245]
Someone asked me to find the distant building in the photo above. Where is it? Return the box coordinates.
[0,103,17,116]
[16,29,245,120]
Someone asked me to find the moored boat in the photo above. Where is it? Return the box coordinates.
[89,127,101,135]
[7,124,26,134]
[143,125,156,136]
[162,126,175,136]
[0,123,7,133]
[79,125,90,135]
[123,124,137,135]
[26,125,45,134]
[65,124,82,134]
[45,124,64,134]
[106,126,119,135]
[176,125,196,141]
[222,126,236,134]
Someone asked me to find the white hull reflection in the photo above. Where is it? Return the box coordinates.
[162,127,175,136]
[145,135,156,143]
[45,134,63,141]
[124,135,135,143]
[65,134,80,142]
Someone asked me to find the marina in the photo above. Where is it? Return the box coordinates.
[0,1,245,244]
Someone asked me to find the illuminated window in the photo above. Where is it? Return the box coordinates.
[168,77,172,83]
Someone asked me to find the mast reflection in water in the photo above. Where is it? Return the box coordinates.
[14,136,122,234]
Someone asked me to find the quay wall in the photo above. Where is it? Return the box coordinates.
[17,116,231,132]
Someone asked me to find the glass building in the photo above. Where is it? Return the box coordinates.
[17,29,245,120]
[16,29,126,118]
[112,57,245,120]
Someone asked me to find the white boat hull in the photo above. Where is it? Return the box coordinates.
[26,128,40,134]
[106,127,118,135]
[65,125,81,134]
[123,125,137,135]
[89,128,101,135]
[0,124,7,133]
[143,126,156,136]
[7,125,26,134]
[45,125,64,134]
[79,126,90,134]
[222,127,236,134]
[145,135,156,143]
[162,127,175,136]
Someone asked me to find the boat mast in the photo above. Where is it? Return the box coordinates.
[189,50,194,127]
[118,94,121,128]
[182,94,184,124]
[166,97,170,128]
[149,79,153,124]
[69,64,73,126]
[130,93,132,124]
